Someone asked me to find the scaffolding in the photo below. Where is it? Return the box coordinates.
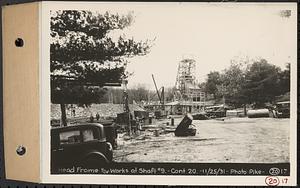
[175,58,195,99]
[175,58,205,103]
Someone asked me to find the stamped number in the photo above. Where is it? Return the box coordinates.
[265,176,280,186]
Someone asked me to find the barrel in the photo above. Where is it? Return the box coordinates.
[247,109,270,118]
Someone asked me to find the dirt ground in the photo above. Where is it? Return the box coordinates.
[113,117,290,163]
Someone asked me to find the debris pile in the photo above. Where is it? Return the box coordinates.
[192,113,209,120]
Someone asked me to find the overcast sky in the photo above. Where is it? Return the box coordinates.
[49,2,297,90]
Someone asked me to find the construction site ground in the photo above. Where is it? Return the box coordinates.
[113,117,290,163]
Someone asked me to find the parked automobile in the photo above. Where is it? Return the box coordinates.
[51,123,113,169]
[99,120,118,149]
[275,101,290,118]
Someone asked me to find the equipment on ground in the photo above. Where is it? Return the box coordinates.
[192,113,209,120]
[174,114,196,136]
[247,109,270,118]
[275,101,290,118]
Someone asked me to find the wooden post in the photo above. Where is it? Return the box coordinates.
[122,79,131,136]
[60,103,67,127]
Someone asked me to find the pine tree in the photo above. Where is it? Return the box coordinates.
[50,10,152,126]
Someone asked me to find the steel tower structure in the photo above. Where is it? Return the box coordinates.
[175,58,196,100]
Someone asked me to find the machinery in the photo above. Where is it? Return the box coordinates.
[151,74,166,118]
[174,114,196,136]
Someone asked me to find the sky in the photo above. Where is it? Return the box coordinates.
[49,2,297,90]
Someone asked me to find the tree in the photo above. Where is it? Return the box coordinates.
[243,59,281,107]
[105,88,124,104]
[204,71,221,98]
[50,10,152,126]
[219,62,247,107]
[128,85,149,104]
[279,63,290,94]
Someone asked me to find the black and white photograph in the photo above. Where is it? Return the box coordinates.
[45,2,297,185]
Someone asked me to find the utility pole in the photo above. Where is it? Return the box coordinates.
[122,79,131,136]
[161,86,165,110]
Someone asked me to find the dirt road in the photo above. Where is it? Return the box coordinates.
[114,117,289,163]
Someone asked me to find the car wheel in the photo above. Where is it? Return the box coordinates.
[83,155,108,168]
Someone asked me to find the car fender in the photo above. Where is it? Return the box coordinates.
[83,151,109,163]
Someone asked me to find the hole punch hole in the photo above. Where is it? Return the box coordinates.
[16,145,26,156]
[15,38,24,47]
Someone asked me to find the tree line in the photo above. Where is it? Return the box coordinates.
[93,85,174,105]
[202,58,290,108]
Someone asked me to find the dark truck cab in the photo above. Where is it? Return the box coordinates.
[51,123,113,169]
[275,101,290,118]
